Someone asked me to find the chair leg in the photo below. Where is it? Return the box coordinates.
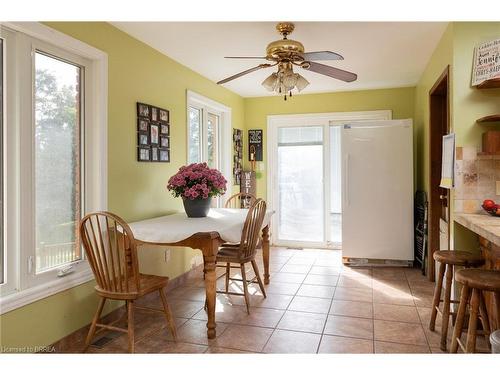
[225,263,230,293]
[478,291,491,351]
[240,263,250,314]
[440,264,453,351]
[450,284,470,353]
[159,288,177,341]
[126,300,135,354]
[251,260,267,298]
[84,297,106,351]
[466,288,480,353]
[430,262,445,331]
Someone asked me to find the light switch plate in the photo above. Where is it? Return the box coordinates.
[496,181,500,196]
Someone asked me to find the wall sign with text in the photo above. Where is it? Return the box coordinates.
[248,129,263,162]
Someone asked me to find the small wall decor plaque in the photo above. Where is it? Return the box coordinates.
[248,129,263,171]
[136,102,170,162]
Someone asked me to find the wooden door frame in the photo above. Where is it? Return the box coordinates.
[427,65,451,281]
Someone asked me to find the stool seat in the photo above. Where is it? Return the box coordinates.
[455,269,500,292]
[433,250,484,267]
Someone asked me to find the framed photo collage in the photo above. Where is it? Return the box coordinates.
[137,102,170,162]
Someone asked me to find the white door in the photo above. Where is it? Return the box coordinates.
[342,120,414,261]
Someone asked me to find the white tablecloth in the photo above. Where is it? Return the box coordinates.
[128,208,273,245]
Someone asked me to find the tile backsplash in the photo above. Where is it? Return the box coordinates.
[454,146,500,214]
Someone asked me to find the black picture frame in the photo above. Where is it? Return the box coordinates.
[151,107,159,122]
[151,146,159,162]
[138,132,149,146]
[137,147,150,162]
[137,102,150,119]
[248,129,263,161]
[150,124,159,145]
[160,123,169,135]
[160,136,169,148]
[137,118,149,132]
[158,108,169,124]
[159,149,170,162]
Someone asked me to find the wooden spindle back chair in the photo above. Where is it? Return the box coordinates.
[214,199,267,313]
[80,211,177,353]
[224,192,257,209]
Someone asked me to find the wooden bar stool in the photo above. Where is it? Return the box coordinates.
[450,269,500,353]
[429,250,484,351]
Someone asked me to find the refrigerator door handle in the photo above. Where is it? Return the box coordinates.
[345,154,350,207]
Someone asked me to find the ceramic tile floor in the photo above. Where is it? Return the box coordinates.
[76,247,490,354]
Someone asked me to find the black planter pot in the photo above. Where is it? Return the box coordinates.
[182,197,211,218]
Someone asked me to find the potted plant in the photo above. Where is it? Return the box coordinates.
[167,163,227,217]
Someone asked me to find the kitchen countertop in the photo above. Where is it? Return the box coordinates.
[454,213,500,247]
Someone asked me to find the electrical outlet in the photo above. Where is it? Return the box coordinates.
[164,249,171,263]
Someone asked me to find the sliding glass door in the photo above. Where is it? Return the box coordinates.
[277,126,325,243]
[273,123,342,248]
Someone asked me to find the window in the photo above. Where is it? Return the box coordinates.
[186,91,231,205]
[0,23,107,312]
[188,105,221,169]
[1,37,4,285]
[34,52,83,274]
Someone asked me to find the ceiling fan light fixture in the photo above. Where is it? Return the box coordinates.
[262,73,278,92]
[295,74,309,92]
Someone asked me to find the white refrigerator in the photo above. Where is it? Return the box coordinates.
[342,119,414,263]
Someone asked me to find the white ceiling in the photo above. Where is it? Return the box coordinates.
[112,22,448,97]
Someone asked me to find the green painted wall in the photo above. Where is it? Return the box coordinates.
[451,22,500,252]
[0,22,244,349]
[413,22,500,256]
[243,87,416,199]
[413,23,454,193]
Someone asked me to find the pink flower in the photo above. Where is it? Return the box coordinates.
[167,163,227,200]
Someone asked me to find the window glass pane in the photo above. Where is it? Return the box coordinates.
[188,106,201,163]
[278,126,322,145]
[207,113,219,169]
[0,38,4,283]
[278,126,324,242]
[34,51,82,273]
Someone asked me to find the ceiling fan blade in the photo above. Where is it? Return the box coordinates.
[217,64,272,85]
[303,61,357,82]
[302,51,344,61]
[224,56,268,59]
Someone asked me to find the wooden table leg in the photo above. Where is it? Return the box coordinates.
[262,225,270,285]
[203,252,217,339]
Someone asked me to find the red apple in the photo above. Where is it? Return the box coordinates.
[483,199,496,210]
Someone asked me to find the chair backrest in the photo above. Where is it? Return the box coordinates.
[79,211,140,295]
[239,199,267,259]
[225,192,257,209]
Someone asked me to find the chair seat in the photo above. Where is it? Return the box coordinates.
[433,250,484,267]
[455,269,500,292]
[95,273,169,299]
[216,246,253,264]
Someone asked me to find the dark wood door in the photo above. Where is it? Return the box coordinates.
[428,66,450,281]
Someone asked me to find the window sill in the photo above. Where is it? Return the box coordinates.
[0,268,94,314]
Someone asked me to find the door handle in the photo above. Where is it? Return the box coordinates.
[439,195,447,200]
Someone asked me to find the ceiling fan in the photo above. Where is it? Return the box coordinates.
[217,22,358,100]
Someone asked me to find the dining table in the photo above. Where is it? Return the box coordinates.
[127,207,274,339]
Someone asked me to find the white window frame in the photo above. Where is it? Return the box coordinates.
[0,22,108,314]
[267,110,392,248]
[186,90,232,206]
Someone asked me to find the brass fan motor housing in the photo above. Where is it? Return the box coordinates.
[266,23,305,61]
[266,39,305,60]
